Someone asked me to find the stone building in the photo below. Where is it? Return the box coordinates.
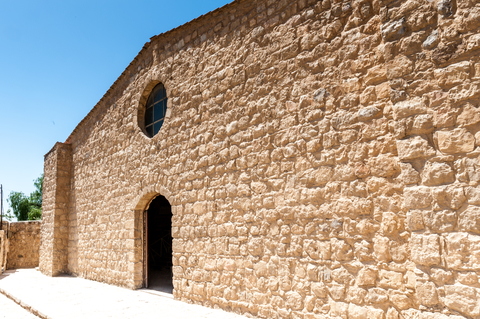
[39,0,480,318]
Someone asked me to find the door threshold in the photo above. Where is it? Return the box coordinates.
[138,288,174,299]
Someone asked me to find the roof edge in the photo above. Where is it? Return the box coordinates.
[65,0,240,144]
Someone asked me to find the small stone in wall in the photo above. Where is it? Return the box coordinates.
[423,30,439,50]
[381,18,407,42]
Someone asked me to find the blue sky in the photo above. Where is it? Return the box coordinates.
[0,0,232,214]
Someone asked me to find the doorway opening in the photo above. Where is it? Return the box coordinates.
[144,195,173,293]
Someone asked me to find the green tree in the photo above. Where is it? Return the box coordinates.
[6,174,43,221]
[7,191,30,221]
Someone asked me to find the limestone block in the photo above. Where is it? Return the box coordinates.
[329,283,346,300]
[381,18,407,42]
[301,166,333,186]
[367,307,385,319]
[410,234,441,266]
[444,284,480,317]
[311,282,327,298]
[458,206,480,235]
[416,281,439,306]
[373,236,391,263]
[285,291,303,310]
[397,137,435,161]
[444,233,480,270]
[421,161,455,186]
[404,186,432,209]
[397,163,420,185]
[379,270,403,289]
[366,288,389,304]
[392,98,426,120]
[387,55,414,80]
[348,303,368,319]
[434,61,471,88]
[389,292,412,310]
[345,286,367,304]
[430,268,453,286]
[406,210,424,231]
[437,128,475,154]
[457,103,480,127]
[358,106,380,122]
[457,272,479,285]
[304,240,331,260]
[365,65,387,86]
[466,187,480,205]
[331,239,353,261]
[419,312,466,319]
[333,161,355,178]
[368,154,400,178]
[424,210,457,232]
[386,307,399,319]
[329,301,348,319]
[431,185,466,210]
[449,82,480,104]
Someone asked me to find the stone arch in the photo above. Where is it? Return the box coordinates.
[131,185,173,289]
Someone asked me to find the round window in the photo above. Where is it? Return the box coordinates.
[144,83,168,137]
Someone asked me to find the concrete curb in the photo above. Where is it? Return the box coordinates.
[0,287,47,319]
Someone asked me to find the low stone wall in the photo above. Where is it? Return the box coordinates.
[0,229,6,272]
[1,221,41,270]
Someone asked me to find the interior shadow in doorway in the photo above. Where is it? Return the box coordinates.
[147,195,173,294]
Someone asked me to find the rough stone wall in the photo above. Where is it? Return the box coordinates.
[0,229,6,272]
[39,142,72,276]
[4,221,41,270]
[43,0,480,318]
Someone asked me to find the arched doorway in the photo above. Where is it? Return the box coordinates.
[144,195,173,293]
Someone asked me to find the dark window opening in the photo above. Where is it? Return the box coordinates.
[145,83,167,137]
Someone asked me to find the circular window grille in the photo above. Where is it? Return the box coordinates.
[144,83,168,137]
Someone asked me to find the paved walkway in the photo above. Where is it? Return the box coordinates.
[0,269,248,319]
[0,293,39,319]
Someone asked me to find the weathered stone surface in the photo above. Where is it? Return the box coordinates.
[444,233,480,270]
[456,104,480,127]
[2,221,41,270]
[381,18,407,42]
[404,186,432,209]
[444,284,480,317]
[410,234,441,266]
[416,282,439,307]
[356,268,377,287]
[421,161,455,186]
[434,61,471,88]
[458,206,480,234]
[397,163,420,185]
[397,136,435,161]
[437,128,475,154]
[37,0,480,318]
[392,98,427,120]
